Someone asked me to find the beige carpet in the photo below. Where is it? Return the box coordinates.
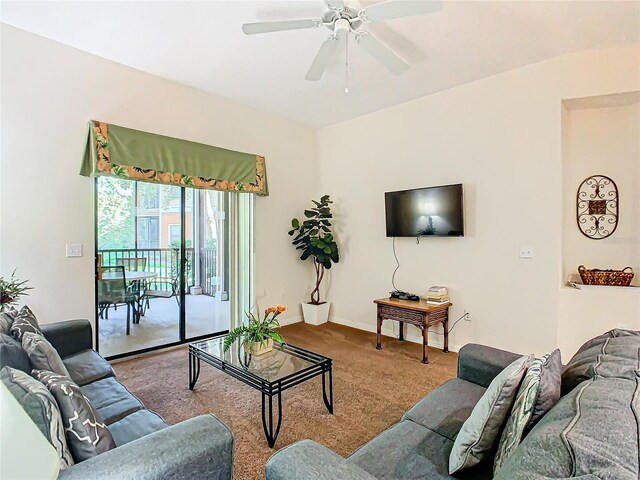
[113,322,457,480]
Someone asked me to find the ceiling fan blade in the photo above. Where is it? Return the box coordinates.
[305,35,342,81]
[360,0,442,22]
[242,19,321,35]
[355,32,409,75]
[324,0,344,10]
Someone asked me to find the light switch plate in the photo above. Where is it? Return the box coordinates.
[66,243,83,258]
[519,246,534,259]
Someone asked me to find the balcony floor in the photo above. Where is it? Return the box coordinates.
[98,294,230,357]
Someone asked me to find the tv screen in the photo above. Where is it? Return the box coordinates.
[385,184,464,237]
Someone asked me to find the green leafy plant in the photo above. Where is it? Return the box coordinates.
[223,305,287,353]
[288,195,339,305]
[0,270,32,309]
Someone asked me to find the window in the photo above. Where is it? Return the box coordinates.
[168,224,181,245]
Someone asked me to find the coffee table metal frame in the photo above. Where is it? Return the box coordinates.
[188,338,333,448]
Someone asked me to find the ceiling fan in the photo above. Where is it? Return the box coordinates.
[242,0,442,81]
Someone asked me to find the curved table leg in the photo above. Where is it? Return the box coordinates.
[322,365,334,414]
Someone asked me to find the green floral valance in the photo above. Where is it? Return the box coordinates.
[80,120,268,195]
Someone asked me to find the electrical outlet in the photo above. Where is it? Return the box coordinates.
[464,310,471,321]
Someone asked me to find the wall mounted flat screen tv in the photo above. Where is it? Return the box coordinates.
[385,184,464,237]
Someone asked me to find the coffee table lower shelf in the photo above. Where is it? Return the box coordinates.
[188,342,333,448]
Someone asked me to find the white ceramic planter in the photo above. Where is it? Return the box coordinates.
[189,286,203,295]
[246,338,273,356]
[301,302,331,326]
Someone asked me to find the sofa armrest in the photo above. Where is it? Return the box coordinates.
[41,319,92,358]
[266,440,377,480]
[58,414,233,480]
[457,343,521,388]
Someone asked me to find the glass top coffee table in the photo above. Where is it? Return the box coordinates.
[188,335,333,448]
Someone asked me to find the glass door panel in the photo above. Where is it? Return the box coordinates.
[185,189,231,339]
[96,178,182,357]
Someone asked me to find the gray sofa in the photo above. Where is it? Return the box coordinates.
[1,319,233,479]
[267,330,640,479]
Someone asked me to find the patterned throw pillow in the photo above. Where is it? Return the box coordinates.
[0,367,74,469]
[35,370,116,462]
[22,332,70,377]
[9,306,42,341]
[449,354,533,474]
[493,350,563,474]
[0,306,18,335]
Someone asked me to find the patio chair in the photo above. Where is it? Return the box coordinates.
[98,265,138,335]
[116,257,147,271]
[140,275,180,319]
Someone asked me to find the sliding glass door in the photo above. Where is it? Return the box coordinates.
[95,178,252,359]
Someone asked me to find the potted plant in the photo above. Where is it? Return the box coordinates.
[0,270,32,312]
[223,305,287,356]
[288,195,339,325]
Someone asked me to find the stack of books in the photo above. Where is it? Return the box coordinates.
[425,286,450,305]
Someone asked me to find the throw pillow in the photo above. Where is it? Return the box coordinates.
[493,350,562,474]
[35,370,116,463]
[448,354,532,474]
[22,332,70,377]
[526,348,561,432]
[0,333,32,373]
[0,366,74,469]
[0,306,18,335]
[10,306,42,341]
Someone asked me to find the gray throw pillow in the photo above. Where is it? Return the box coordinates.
[526,348,561,432]
[0,306,18,335]
[1,366,74,469]
[35,370,116,463]
[449,354,532,474]
[0,333,32,372]
[493,350,562,474]
[22,332,70,377]
[10,305,42,341]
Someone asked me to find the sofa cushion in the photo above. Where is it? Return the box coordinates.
[36,370,116,463]
[348,420,491,480]
[9,305,42,341]
[22,331,70,377]
[80,376,143,425]
[526,348,561,432]
[562,328,640,395]
[494,351,561,473]
[494,376,640,479]
[63,349,114,386]
[449,354,532,474]
[0,307,17,335]
[402,378,486,441]
[1,367,74,469]
[0,333,31,372]
[108,409,168,447]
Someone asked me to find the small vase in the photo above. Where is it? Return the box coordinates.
[246,339,273,356]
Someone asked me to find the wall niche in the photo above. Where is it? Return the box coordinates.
[561,91,640,287]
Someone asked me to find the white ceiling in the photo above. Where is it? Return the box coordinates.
[2,1,639,127]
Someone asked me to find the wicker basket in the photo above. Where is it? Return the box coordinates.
[578,265,634,287]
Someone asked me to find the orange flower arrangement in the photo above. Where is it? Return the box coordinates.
[223,304,287,353]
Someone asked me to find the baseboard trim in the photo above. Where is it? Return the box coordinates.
[329,316,462,353]
[278,315,303,327]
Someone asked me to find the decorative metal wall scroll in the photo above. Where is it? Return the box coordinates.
[576,175,619,240]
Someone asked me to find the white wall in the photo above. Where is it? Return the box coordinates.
[0,24,318,328]
[316,44,640,357]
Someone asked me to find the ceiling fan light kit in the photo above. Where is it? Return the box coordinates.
[242,0,442,83]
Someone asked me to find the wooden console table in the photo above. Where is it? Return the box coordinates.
[374,298,451,364]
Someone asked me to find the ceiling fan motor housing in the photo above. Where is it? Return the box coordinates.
[322,6,362,31]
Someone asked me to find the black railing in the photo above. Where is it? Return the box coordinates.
[99,247,218,295]
[199,248,218,296]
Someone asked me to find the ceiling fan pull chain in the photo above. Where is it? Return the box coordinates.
[344,34,349,93]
